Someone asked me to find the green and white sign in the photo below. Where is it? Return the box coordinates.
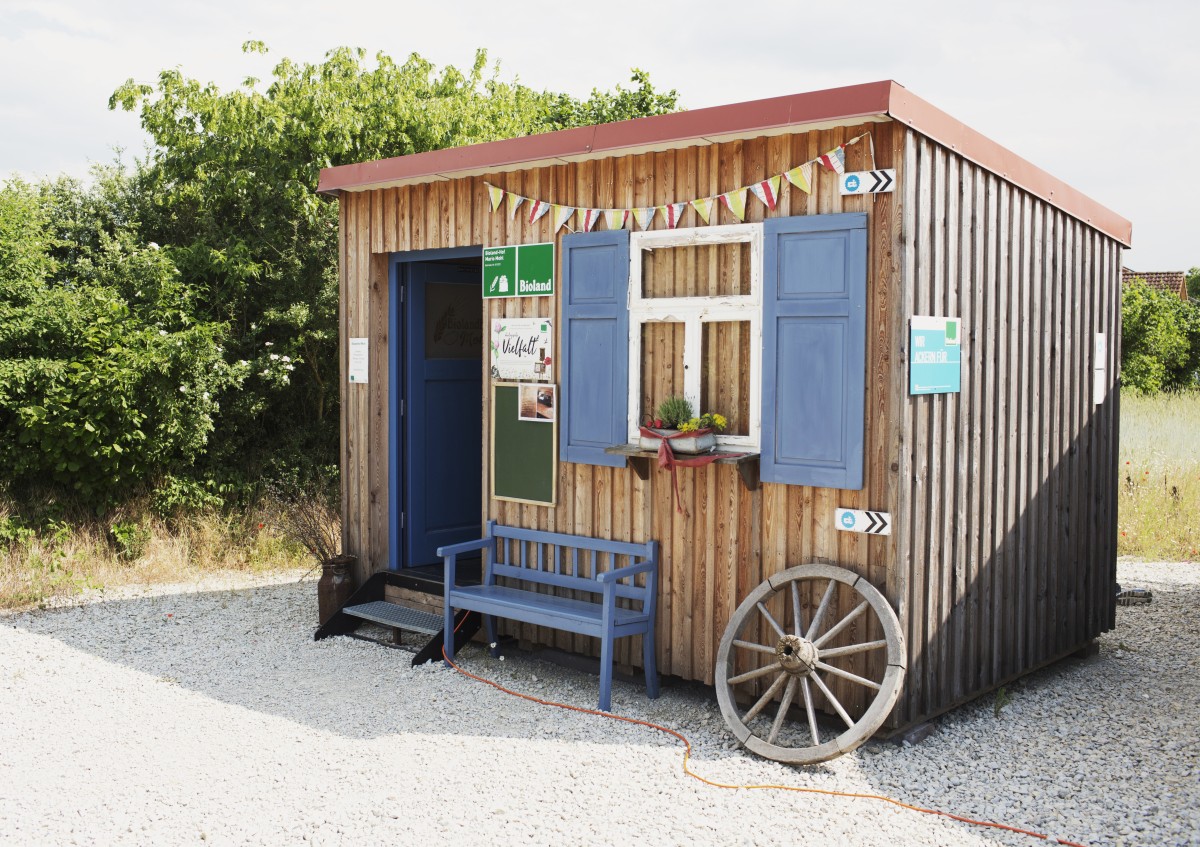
[910,315,961,395]
[483,243,554,299]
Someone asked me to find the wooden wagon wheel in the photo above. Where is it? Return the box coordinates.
[715,564,906,765]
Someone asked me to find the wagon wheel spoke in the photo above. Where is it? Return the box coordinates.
[733,639,777,656]
[743,672,788,723]
[757,602,787,640]
[809,669,855,729]
[727,662,782,686]
[716,564,906,765]
[805,579,838,640]
[815,661,883,691]
[801,677,821,747]
[767,677,800,745]
[818,639,889,659]
[813,600,870,649]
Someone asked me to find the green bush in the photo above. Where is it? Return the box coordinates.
[1120,278,1200,394]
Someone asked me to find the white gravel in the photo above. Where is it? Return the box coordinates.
[1,560,1196,847]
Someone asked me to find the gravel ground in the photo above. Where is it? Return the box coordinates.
[0,560,1196,847]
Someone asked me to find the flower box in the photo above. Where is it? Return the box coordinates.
[638,427,716,454]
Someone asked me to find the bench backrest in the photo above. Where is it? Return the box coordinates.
[484,521,656,603]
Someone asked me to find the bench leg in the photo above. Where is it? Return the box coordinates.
[485,615,500,658]
[642,630,660,700]
[443,603,455,668]
[598,636,614,713]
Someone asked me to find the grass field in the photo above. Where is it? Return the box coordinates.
[1118,391,1200,560]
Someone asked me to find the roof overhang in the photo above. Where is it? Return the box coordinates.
[317,80,1132,247]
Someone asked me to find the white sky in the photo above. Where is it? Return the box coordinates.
[1,0,1196,269]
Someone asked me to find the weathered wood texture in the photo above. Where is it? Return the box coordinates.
[892,133,1121,727]
[335,118,1120,731]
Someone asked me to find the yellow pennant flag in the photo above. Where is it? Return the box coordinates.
[552,205,575,232]
[720,188,748,222]
[691,196,716,224]
[603,209,630,230]
[784,163,813,194]
[632,207,657,230]
[506,192,526,220]
[486,183,505,212]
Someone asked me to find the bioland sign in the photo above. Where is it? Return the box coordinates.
[482,243,554,299]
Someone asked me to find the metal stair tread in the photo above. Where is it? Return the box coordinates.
[340,601,442,635]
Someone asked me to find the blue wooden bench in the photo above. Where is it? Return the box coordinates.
[438,521,659,712]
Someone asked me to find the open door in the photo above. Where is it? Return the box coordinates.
[396,258,483,567]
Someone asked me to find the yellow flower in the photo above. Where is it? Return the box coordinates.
[712,414,727,430]
[678,420,698,432]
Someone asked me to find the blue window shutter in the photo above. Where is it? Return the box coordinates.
[561,230,630,467]
[761,213,867,489]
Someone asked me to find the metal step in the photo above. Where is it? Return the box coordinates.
[341,601,442,635]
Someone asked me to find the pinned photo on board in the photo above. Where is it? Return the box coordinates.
[518,383,556,423]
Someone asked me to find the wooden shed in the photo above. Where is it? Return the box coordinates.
[317,80,1130,739]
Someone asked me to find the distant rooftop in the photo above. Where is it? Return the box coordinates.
[1122,268,1188,301]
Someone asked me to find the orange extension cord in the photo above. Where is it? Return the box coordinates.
[440,643,1087,847]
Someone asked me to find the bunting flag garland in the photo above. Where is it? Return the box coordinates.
[506,192,526,220]
[553,205,575,231]
[720,188,748,222]
[528,199,551,225]
[632,206,657,230]
[481,133,871,234]
[749,175,781,211]
[604,208,629,231]
[818,145,846,174]
[783,163,812,194]
[487,183,505,212]
[661,202,686,228]
[690,196,716,225]
[578,208,602,232]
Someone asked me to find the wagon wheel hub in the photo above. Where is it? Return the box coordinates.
[776,635,818,675]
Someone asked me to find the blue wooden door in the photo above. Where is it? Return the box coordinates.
[403,262,483,566]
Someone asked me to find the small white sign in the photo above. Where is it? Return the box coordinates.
[348,337,369,384]
[1094,332,1107,406]
[490,317,553,381]
[836,508,891,535]
[839,169,896,195]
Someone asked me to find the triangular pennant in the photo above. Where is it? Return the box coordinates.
[486,183,505,212]
[603,209,629,230]
[577,208,602,232]
[506,192,526,220]
[720,188,748,222]
[661,202,686,229]
[749,175,781,211]
[632,207,657,230]
[527,199,551,225]
[552,205,575,231]
[818,145,846,174]
[783,163,813,194]
[690,196,716,225]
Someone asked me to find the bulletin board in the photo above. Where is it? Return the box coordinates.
[490,382,557,506]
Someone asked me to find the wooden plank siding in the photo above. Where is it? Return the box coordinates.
[892,134,1121,727]
[334,118,1120,731]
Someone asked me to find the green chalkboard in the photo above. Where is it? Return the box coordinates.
[491,382,556,505]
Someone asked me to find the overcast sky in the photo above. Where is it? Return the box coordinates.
[2,0,1195,269]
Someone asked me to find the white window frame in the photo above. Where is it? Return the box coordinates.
[627,223,763,450]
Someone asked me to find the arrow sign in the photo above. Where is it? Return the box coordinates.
[839,169,896,196]
[835,508,892,536]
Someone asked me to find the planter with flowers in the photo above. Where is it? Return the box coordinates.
[639,395,729,454]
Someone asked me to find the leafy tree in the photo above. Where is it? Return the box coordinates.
[109,44,679,486]
[1187,267,1200,301]
[1121,277,1200,394]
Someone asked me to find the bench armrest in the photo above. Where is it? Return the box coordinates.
[596,559,657,584]
[436,538,491,558]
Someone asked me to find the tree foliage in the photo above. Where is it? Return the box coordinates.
[1121,277,1200,394]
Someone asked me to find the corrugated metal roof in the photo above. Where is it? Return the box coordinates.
[317,80,1132,247]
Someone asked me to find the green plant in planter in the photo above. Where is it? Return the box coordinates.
[652,395,694,430]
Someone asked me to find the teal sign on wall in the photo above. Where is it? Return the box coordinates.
[910,316,961,395]
[482,243,554,299]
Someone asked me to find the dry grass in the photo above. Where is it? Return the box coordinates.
[0,498,320,611]
[1118,391,1200,560]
